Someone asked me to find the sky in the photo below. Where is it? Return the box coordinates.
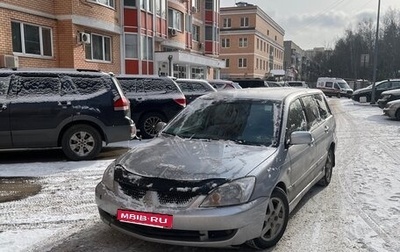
[221,0,400,50]
[0,98,400,251]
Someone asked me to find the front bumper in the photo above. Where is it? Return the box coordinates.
[95,182,268,247]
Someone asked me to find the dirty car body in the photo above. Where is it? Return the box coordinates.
[95,88,337,249]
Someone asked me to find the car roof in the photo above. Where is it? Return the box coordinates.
[176,79,210,83]
[199,87,323,101]
[0,68,110,76]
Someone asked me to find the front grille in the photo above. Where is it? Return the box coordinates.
[99,208,237,242]
[114,166,228,206]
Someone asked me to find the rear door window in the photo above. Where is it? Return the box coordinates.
[13,76,60,98]
[314,94,331,120]
[301,95,321,129]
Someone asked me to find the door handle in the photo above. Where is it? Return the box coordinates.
[324,126,329,132]
[0,103,7,111]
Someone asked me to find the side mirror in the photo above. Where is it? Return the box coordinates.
[156,121,167,133]
[290,131,314,145]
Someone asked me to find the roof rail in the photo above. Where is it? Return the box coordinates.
[76,68,101,72]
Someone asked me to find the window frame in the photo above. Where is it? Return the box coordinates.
[238,58,247,68]
[240,17,249,27]
[239,37,248,48]
[11,21,53,58]
[85,33,112,62]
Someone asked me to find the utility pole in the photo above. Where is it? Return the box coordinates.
[371,0,381,104]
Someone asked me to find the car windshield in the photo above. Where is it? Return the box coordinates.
[162,97,281,147]
[337,82,350,89]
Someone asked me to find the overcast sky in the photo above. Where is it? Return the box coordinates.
[221,0,400,50]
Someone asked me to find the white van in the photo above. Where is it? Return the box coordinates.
[316,77,353,98]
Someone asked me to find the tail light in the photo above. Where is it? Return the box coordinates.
[114,96,130,111]
[174,97,186,108]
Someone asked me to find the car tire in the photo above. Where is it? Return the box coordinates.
[61,124,102,161]
[247,187,289,249]
[395,109,400,121]
[318,148,334,186]
[139,112,167,139]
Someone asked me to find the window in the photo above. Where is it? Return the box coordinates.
[12,21,53,57]
[223,18,231,28]
[221,38,230,48]
[192,25,200,41]
[168,9,183,30]
[155,0,166,17]
[240,17,249,27]
[191,67,204,79]
[238,58,247,68]
[301,96,321,129]
[125,34,138,58]
[205,26,213,40]
[85,33,111,62]
[239,38,248,48]
[124,0,136,7]
[225,59,230,68]
[186,14,192,32]
[141,36,152,60]
[95,0,115,8]
[287,99,307,138]
[314,94,331,120]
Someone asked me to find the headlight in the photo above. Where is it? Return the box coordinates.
[102,161,116,189]
[200,177,255,207]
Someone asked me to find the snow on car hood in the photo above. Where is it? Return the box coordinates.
[116,136,276,181]
[353,86,371,94]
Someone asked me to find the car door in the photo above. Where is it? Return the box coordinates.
[302,94,331,178]
[0,74,11,148]
[9,74,70,148]
[285,98,317,200]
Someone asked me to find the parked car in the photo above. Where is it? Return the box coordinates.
[175,79,217,104]
[383,99,400,120]
[377,89,400,109]
[208,79,242,90]
[352,79,400,102]
[286,81,308,88]
[117,75,186,139]
[316,77,353,98]
[0,68,135,160]
[95,88,336,250]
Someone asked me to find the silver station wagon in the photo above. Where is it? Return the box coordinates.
[95,88,337,249]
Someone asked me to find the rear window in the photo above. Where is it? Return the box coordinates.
[0,75,10,97]
[118,77,180,94]
[177,81,212,93]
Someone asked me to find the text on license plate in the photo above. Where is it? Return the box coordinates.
[117,209,173,229]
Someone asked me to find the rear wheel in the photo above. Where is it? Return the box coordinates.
[247,187,289,249]
[318,149,334,186]
[395,109,400,120]
[139,112,166,139]
[61,124,102,161]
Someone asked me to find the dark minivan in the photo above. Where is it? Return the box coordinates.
[117,75,186,139]
[0,68,135,160]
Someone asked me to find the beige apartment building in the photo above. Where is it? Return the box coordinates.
[0,0,224,78]
[219,2,285,80]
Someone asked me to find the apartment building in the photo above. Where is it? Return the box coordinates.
[0,0,122,73]
[0,0,224,78]
[284,40,309,81]
[219,2,285,80]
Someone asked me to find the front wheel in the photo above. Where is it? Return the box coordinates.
[395,109,400,120]
[247,187,289,249]
[318,149,334,186]
[61,124,102,161]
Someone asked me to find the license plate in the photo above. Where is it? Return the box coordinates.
[117,209,173,229]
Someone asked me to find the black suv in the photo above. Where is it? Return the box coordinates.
[175,79,217,104]
[0,68,135,160]
[117,75,186,139]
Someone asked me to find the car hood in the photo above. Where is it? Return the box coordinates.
[116,136,276,181]
[353,86,371,94]
[382,89,400,96]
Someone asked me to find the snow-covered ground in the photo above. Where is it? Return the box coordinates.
[0,98,399,252]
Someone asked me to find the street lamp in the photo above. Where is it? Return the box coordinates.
[371,0,381,104]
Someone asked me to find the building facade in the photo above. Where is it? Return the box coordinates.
[284,40,310,81]
[0,0,224,78]
[219,2,285,80]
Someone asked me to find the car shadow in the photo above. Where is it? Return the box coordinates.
[288,184,326,217]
